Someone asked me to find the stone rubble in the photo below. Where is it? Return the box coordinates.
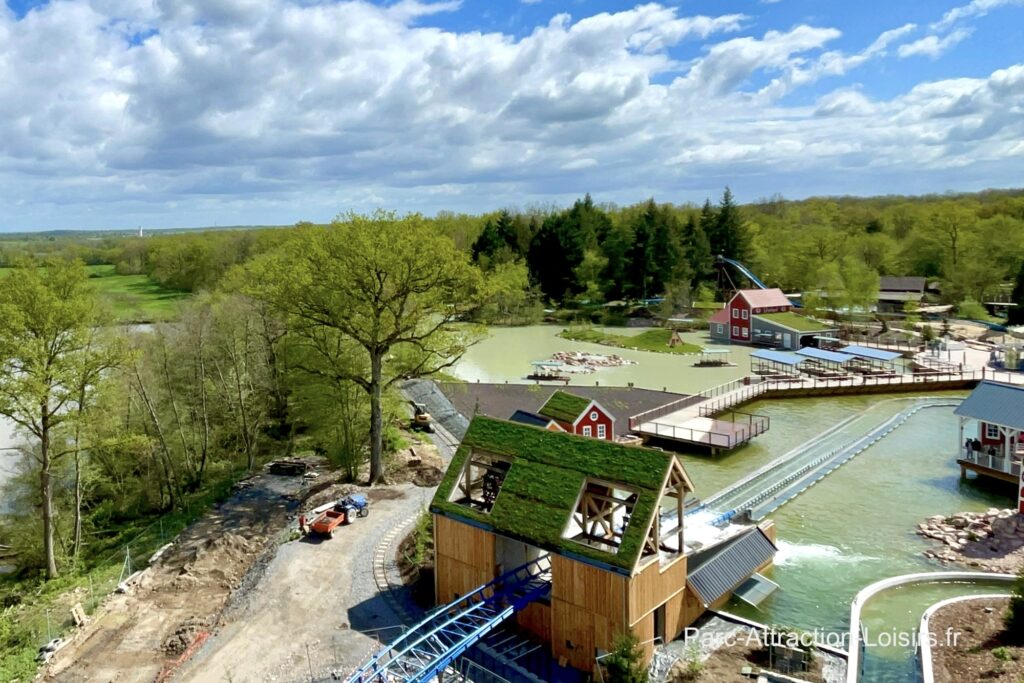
[545,351,638,374]
[917,508,1024,571]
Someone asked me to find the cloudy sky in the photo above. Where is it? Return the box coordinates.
[2,0,1023,230]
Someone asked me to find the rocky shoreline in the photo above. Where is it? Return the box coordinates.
[544,351,638,374]
[917,508,1024,572]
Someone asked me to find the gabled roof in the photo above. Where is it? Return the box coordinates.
[431,416,682,572]
[708,308,731,324]
[879,276,926,293]
[509,409,562,431]
[538,390,594,424]
[842,345,902,362]
[736,288,791,310]
[954,381,1024,431]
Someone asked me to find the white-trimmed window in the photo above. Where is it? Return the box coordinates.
[717,324,724,334]
[985,423,1000,440]
[590,411,599,421]
[742,328,749,338]
[582,425,592,437]
[741,310,748,320]
[597,424,607,439]
[732,308,739,318]
[732,325,739,336]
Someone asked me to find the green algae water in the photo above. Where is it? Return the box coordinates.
[454,326,1015,680]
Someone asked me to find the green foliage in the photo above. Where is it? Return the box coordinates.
[602,632,646,683]
[558,327,702,354]
[674,642,705,682]
[957,298,988,320]
[1009,261,1024,326]
[1004,567,1024,641]
[406,509,434,570]
[537,390,593,423]
[991,646,1015,662]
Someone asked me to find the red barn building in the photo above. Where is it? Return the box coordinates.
[536,390,614,440]
[708,288,834,350]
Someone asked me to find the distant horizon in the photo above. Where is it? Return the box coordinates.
[3,185,1021,236]
[2,0,1023,231]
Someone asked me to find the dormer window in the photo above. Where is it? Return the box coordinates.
[449,450,511,513]
[562,479,638,555]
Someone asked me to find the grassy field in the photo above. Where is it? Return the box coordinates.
[0,264,189,324]
[559,327,703,354]
[85,265,189,323]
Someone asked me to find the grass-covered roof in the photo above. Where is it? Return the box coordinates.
[431,416,677,572]
[755,311,835,332]
[537,390,593,424]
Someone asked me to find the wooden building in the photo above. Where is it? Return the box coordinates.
[954,380,1024,490]
[708,288,835,350]
[536,390,615,440]
[431,416,778,676]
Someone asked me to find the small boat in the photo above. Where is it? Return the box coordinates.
[526,361,570,382]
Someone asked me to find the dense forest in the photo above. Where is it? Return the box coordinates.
[1,188,1024,676]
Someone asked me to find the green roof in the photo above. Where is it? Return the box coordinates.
[537,390,593,423]
[430,416,677,572]
[754,311,835,332]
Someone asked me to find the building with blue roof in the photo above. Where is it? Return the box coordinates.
[953,380,1024,496]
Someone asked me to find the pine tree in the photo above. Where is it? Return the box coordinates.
[527,213,586,301]
[715,187,750,261]
[681,213,712,285]
[1009,261,1024,325]
[471,219,502,263]
[699,198,719,257]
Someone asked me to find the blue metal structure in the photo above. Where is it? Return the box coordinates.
[347,555,552,683]
[716,255,802,308]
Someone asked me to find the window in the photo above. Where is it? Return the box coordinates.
[986,423,1000,440]
[742,328,749,338]
[590,411,599,421]
[741,310,748,320]
[449,450,512,513]
[582,425,592,437]
[717,324,724,334]
[732,325,739,336]
[597,424,607,439]
[563,479,639,555]
[732,309,739,319]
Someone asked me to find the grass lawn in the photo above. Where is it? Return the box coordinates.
[0,264,189,323]
[559,327,702,354]
[85,265,190,323]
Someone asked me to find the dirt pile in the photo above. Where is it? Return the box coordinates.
[163,617,210,656]
[388,444,445,487]
[918,508,1024,571]
[171,534,263,592]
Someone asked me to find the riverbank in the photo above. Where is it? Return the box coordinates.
[558,326,702,354]
[917,508,1024,572]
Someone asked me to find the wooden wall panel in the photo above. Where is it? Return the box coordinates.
[628,556,687,625]
[516,601,552,643]
[550,555,627,623]
[679,586,705,632]
[551,597,597,672]
[433,514,496,604]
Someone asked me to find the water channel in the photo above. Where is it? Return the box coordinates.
[452,325,1014,680]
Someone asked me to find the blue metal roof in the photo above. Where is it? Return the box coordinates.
[954,381,1024,431]
[508,410,554,428]
[796,347,855,364]
[842,345,902,362]
[687,528,777,607]
[750,349,805,366]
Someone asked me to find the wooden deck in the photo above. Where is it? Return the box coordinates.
[958,453,1022,484]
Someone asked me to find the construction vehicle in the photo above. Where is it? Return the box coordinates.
[303,495,370,538]
[409,401,436,433]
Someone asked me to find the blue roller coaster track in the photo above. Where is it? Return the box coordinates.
[346,554,552,683]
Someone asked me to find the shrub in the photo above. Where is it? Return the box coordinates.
[957,298,988,320]
[603,632,645,683]
[1004,567,1024,641]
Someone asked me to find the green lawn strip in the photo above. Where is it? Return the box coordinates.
[559,327,702,354]
[753,311,834,332]
[0,478,235,679]
[85,264,190,323]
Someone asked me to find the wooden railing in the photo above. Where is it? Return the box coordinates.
[960,451,1022,478]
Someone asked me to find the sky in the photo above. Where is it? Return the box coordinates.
[1,0,1023,231]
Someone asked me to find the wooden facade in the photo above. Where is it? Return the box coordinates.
[434,514,495,604]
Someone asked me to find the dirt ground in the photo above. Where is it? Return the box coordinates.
[671,642,825,683]
[42,461,326,683]
[930,596,1024,683]
[175,482,430,682]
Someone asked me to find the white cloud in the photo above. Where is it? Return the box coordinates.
[898,28,973,59]
[0,1,1020,229]
[933,0,1024,30]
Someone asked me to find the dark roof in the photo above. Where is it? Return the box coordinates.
[687,528,777,606]
[509,410,557,429]
[879,276,926,293]
[436,383,688,438]
[954,381,1024,431]
[538,390,593,424]
[431,416,679,572]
